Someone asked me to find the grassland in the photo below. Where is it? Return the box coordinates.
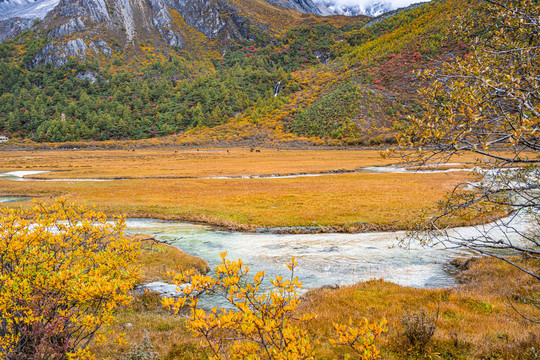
[300,257,540,359]
[0,148,398,179]
[0,148,480,231]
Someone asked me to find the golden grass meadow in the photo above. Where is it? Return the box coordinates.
[0,148,480,231]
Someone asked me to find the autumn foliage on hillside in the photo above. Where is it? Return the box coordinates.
[0,0,469,145]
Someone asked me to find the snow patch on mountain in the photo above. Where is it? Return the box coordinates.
[0,0,60,20]
[269,0,332,16]
[317,1,392,16]
[313,0,425,17]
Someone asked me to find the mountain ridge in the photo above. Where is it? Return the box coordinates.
[0,0,424,22]
[0,0,432,68]
[0,0,462,146]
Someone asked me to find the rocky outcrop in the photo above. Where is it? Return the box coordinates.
[55,0,110,22]
[86,0,110,22]
[47,17,85,37]
[29,37,112,67]
[75,72,97,82]
[48,0,155,44]
[65,37,98,57]
[165,0,227,38]
[148,0,183,47]
[0,17,33,42]
[95,40,111,54]
[29,42,64,67]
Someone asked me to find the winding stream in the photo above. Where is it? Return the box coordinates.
[0,165,471,182]
[3,166,526,301]
[124,213,530,299]
[0,171,113,181]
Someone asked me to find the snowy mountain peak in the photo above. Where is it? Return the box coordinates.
[316,1,394,17]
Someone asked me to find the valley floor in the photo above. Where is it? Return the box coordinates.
[1,147,538,359]
[0,147,483,232]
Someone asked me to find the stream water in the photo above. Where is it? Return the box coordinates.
[123,213,532,309]
[0,171,113,181]
[0,165,470,182]
[0,170,50,181]
[125,220,465,307]
[0,196,31,203]
[125,219,463,290]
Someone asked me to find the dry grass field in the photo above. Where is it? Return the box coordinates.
[0,148,480,231]
[300,257,540,359]
[0,148,400,179]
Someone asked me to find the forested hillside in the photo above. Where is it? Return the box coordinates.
[0,0,467,145]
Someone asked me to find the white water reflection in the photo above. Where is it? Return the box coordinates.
[0,196,31,203]
[357,166,469,174]
[124,211,532,300]
[202,166,470,179]
[0,171,114,182]
[0,165,471,182]
[203,173,339,179]
[0,171,50,180]
[125,220,468,293]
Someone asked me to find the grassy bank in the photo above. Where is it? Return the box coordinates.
[135,236,210,282]
[300,257,540,359]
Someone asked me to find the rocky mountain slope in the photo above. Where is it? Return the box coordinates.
[0,0,463,146]
[0,0,429,68]
[0,0,407,22]
[0,0,329,68]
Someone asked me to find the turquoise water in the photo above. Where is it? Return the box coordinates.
[124,210,531,301]
[125,219,468,293]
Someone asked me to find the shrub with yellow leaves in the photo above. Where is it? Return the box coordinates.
[330,318,387,360]
[162,253,315,360]
[0,198,141,360]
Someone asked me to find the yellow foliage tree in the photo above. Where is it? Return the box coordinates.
[0,198,141,359]
[163,253,387,359]
[396,0,540,319]
[163,253,315,360]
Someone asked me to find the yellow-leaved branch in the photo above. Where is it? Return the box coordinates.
[0,198,141,359]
